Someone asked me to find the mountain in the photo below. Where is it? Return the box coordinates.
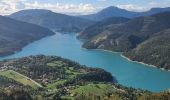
[9,9,94,32]
[139,7,170,16]
[0,15,55,56]
[78,17,130,39]
[79,6,138,21]
[81,11,170,52]
[123,29,170,70]
[79,6,170,21]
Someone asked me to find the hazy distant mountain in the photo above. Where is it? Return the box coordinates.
[9,9,50,17]
[139,7,170,16]
[81,11,170,52]
[79,6,137,21]
[9,9,94,32]
[79,6,170,21]
[0,15,54,56]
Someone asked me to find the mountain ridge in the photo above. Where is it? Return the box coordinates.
[9,9,95,32]
[79,6,170,21]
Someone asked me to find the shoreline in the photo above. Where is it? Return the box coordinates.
[120,54,157,68]
[120,55,170,72]
[81,47,170,72]
[81,47,122,54]
[0,34,55,59]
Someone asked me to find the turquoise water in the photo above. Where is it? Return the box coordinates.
[1,33,170,92]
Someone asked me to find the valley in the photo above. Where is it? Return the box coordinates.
[1,33,170,93]
[0,4,170,99]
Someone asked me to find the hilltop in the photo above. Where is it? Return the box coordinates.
[9,9,94,32]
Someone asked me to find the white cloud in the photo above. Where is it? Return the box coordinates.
[0,0,97,15]
[116,0,170,12]
[0,0,170,15]
[148,1,170,8]
[25,1,96,14]
[116,4,148,12]
[0,0,25,15]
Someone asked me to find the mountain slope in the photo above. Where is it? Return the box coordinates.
[79,6,170,21]
[0,15,54,56]
[78,17,130,39]
[123,29,170,69]
[9,9,94,32]
[81,11,170,52]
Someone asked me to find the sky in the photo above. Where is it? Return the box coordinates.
[0,0,170,15]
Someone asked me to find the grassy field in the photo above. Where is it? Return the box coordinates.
[47,61,66,68]
[70,83,116,97]
[0,70,40,89]
[46,68,80,89]
[46,61,81,89]
[47,80,67,89]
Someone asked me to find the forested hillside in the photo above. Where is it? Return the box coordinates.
[123,29,170,69]
[0,15,54,56]
[80,11,170,52]
[78,17,130,39]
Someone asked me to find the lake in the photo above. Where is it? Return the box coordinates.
[1,32,170,92]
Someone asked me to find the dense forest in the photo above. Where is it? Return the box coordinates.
[123,29,170,69]
[78,17,130,39]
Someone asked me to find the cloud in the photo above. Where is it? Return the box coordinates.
[0,0,170,15]
[148,1,170,8]
[116,0,170,12]
[0,0,25,15]
[0,0,96,15]
[24,1,96,14]
[116,4,148,12]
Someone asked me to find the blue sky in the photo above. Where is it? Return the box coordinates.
[0,0,170,15]
[24,0,170,8]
